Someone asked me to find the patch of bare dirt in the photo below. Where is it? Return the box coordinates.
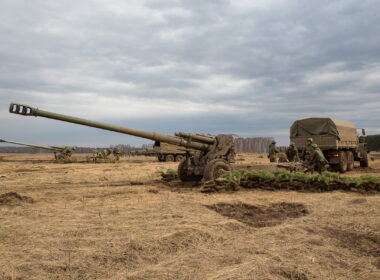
[206,202,309,228]
[324,228,380,265]
[0,192,34,205]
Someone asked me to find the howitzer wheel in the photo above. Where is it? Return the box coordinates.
[165,154,175,162]
[177,159,202,182]
[175,155,184,162]
[360,151,369,167]
[203,159,231,182]
[337,151,348,173]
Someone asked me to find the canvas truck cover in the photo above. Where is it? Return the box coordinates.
[290,118,358,142]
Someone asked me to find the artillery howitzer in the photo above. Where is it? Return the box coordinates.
[9,103,236,182]
[0,138,75,160]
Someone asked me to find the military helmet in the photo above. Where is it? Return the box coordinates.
[307,138,313,143]
[311,143,318,148]
[272,140,276,144]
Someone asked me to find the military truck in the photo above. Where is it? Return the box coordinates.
[290,118,368,173]
[153,142,189,162]
[154,133,215,162]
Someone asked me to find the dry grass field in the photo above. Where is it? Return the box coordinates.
[0,153,379,280]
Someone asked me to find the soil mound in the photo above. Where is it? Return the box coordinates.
[206,170,380,194]
[0,192,34,205]
[239,179,380,194]
[206,202,309,228]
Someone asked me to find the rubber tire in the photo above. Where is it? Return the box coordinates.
[177,159,202,182]
[338,151,348,173]
[346,151,354,171]
[175,155,184,162]
[203,159,231,182]
[360,151,369,167]
[165,154,175,162]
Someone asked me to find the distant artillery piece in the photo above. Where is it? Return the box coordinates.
[9,103,236,182]
[0,138,75,160]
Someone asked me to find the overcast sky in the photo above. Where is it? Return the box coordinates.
[0,0,379,147]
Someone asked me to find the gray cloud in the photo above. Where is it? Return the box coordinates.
[0,0,379,146]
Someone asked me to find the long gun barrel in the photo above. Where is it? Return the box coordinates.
[9,103,211,151]
[0,138,65,152]
[175,132,215,144]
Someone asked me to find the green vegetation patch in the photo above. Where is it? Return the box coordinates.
[158,168,178,182]
[218,169,380,194]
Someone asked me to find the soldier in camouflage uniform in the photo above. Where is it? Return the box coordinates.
[309,143,328,174]
[268,141,280,163]
[301,138,314,164]
[91,149,101,162]
[102,148,112,159]
[286,142,299,162]
[112,147,123,161]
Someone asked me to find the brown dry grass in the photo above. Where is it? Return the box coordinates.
[0,153,379,280]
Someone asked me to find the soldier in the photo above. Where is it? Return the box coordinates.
[112,147,123,161]
[301,138,314,164]
[286,142,299,162]
[268,141,280,162]
[101,148,112,158]
[91,149,101,162]
[309,143,328,174]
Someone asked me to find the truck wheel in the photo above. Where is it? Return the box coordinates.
[175,155,184,162]
[346,151,354,171]
[157,155,164,162]
[338,151,348,173]
[204,159,231,182]
[165,154,175,162]
[360,151,369,167]
[178,159,202,181]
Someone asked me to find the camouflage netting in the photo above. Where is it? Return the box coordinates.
[290,118,358,142]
